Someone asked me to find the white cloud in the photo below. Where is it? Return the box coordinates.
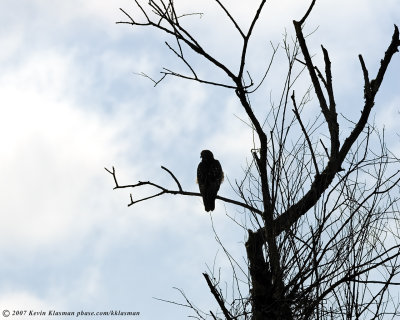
[0,53,122,253]
[376,96,400,132]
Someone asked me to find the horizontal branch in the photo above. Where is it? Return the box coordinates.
[161,68,239,89]
[350,279,400,286]
[105,166,262,214]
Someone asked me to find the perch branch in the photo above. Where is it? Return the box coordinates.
[105,166,263,214]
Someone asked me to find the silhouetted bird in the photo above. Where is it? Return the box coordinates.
[197,150,224,212]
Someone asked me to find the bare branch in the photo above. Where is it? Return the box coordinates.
[291,91,319,176]
[118,2,238,82]
[371,24,400,92]
[164,41,198,79]
[339,25,400,161]
[293,17,339,159]
[152,296,191,308]
[105,166,263,214]
[203,273,233,320]
[153,287,208,320]
[248,42,279,94]
[133,71,167,87]
[134,0,150,22]
[274,21,400,236]
[321,45,336,112]
[161,68,239,89]
[117,8,149,26]
[161,165,183,191]
[129,191,164,205]
[215,0,245,38]
[238,0,267,80]
[358,54,371,95]
[319,139,329,157]
[298,0,316,25]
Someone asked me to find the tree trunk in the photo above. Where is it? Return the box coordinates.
[246,230,293,320]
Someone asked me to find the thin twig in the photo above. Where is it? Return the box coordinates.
[162,68,238,89]
[298,0,316,25]
[161,165,183,191]
[215,0,245,38]
[291,92,319,176]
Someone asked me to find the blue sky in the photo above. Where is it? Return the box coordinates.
[0,1,399,319]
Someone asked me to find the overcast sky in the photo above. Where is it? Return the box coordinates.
[0,1,399,319]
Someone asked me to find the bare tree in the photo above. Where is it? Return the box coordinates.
[107,1,400,319]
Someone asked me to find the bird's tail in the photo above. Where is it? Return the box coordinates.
[203,193,215,212]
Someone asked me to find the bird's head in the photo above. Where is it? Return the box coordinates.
[200,150,214,161]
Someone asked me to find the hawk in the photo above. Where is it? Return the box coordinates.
[197,150,224,212]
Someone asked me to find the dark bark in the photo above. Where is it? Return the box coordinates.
[246,230,293,320]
